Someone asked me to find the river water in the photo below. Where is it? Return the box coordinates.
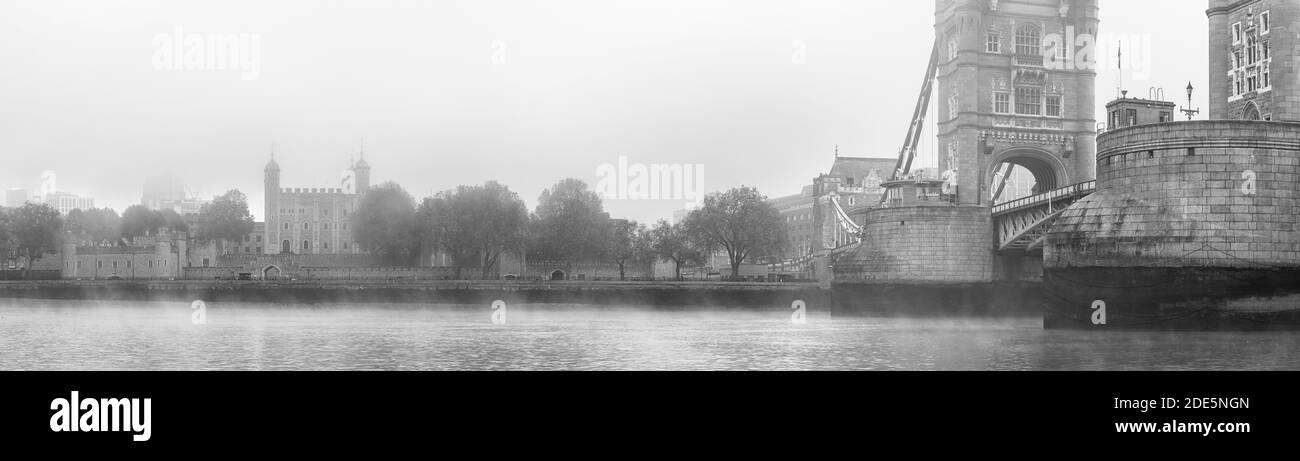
[1,299,1297,370]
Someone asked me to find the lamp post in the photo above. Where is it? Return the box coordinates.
[1181,82,1201,121]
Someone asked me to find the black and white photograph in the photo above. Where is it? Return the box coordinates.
[0,0,1296,448]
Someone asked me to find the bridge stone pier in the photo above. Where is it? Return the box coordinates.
[1043,121,1300,328]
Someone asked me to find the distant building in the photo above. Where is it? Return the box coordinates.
[141,174,209,216]
[767,155,896,259]
[43,191,95,215]
[1208,0,1295,121]
[5,188,33,207]
[263,153,370,255]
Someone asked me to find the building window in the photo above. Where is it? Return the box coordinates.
[1247,36,1258,64]
[97,261,102,269]
[343,242,349,250]
[1015,87,1042,115]
[112,261,117,269]
[948,38,959,61]
[1261,11,1271,35]
[1046,95,1062,117]
[302,240,310,251]
[244,246,250,253]
[342,223,348,231]
[1263,62,1270,89]
[148,261,153,268]
[323,241,330,250]
[126,261,131,269]
[303,222,310,230]
[948,93,959,120]
[323,222,330,230]
[1159,112,1172,123]
[1015,25,1041,56]
[1126,109,1138,126]
[256,247,262,253]
[256,235,262,243]
[283,222,289,230]
[1232,22,1242,44]
[1236,71,1245,95]
[994,92,1010,114]
[202,258,210,267]
[986,33,1000,53]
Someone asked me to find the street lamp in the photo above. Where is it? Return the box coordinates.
[1181,82,1201,121]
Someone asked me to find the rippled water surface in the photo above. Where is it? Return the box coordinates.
[2,300,1298,370]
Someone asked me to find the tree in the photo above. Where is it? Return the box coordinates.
[196,190,254,246]
[65,207,122,243]
[352,182,420,265]
[606,220,651,281]
[684,187,788,280]
[5,203,63,278]
[529,178,611,263]
[649,220,707,281]
[0,208,12,260]
[419,181,528,279]
[120,204,164,239]
[158,208,190,234]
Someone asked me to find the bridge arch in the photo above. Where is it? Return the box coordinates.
[986,147,1071,202]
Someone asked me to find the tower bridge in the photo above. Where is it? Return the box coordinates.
[824,0,1300,329]
[776,0,1100,284]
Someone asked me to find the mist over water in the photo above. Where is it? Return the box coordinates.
[1,300,1296,371]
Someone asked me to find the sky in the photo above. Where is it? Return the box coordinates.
[0,0,1208,223]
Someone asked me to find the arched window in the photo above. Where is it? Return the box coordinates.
[302,240,311,251]
[283,222,289,230]
[1015,25,1041,56]
[303,222,310,230]
[1244,102,1262,121]
[323,222,330,230]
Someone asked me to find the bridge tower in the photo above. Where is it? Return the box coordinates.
[935,0,1098,205]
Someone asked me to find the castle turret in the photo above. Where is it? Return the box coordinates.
[352,152,370,193]
[265,152,281,254]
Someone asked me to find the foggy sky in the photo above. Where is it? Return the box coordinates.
[0,0,1208,223]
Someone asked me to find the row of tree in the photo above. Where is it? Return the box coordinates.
[349,178,789,280]
[3,179,788,281]
[0,190,257,278]
[63,190,255,245]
